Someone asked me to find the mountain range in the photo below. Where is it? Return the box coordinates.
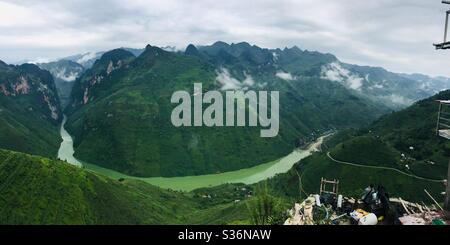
[39,42,450,110]
[62,43,388,177]
[60,42,448,177]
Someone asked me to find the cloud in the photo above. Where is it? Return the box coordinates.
[27,57,55,64]
[381,94,414,106]
[276,71,295,81]
[76,52,99,64]
[216,68,242,90]
[216,68,256,91]
[369,83,385,90]
[242,73,255,86]
[55,70,79,82]
[0,0,448,77]
[321,62,364,91]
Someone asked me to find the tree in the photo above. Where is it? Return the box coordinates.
[246,182,284,225]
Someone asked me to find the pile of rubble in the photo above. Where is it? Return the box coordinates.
[284,180,449,225]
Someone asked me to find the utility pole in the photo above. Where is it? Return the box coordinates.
[434,1,450,49]
[446,157,450,210]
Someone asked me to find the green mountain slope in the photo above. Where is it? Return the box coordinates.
[324,89,450,179]
[0,61,62,157]
[268,152,444,203]
[65,44,388,177]
[368,89,450,178]
[267,90,450,203]
[0,149,251,224]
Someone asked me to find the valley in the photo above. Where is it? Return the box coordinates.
[57,114,331,191]
[1,41,449,225]
[61,43,393,177]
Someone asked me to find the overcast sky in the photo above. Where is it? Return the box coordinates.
[1,0,449,76]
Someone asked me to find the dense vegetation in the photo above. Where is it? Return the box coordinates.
[322,89,450,179]
[0,148,254,224]
[268,152,445,203]
[368,89,450,179]
[267,90,450,203]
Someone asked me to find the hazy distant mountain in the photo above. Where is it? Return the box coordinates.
[399,73,450,94]
[60,48,145,69]
[320,63,450,109]
[198,41,450,110]
[38,60,84,108]
[61,51,106,69]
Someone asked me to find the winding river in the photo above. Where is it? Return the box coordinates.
[57,116,82,167]
[57,115,328,191]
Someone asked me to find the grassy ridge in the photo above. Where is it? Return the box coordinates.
[330,136,401,168]
[0,149,252,224]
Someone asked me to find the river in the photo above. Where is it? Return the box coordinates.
[57,116,328,191]
[57,115,82,167]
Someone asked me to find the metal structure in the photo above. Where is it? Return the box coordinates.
[437,100,450,139]
[434,1,450,49]
[319,178,339,197]
[437,101,450,211]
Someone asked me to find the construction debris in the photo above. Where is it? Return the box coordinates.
[398,211,444,225]
[284,179,449,225]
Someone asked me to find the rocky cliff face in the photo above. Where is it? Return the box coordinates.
[67,48,135,113]
[0,63,61,121]
[0,61,62,157]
